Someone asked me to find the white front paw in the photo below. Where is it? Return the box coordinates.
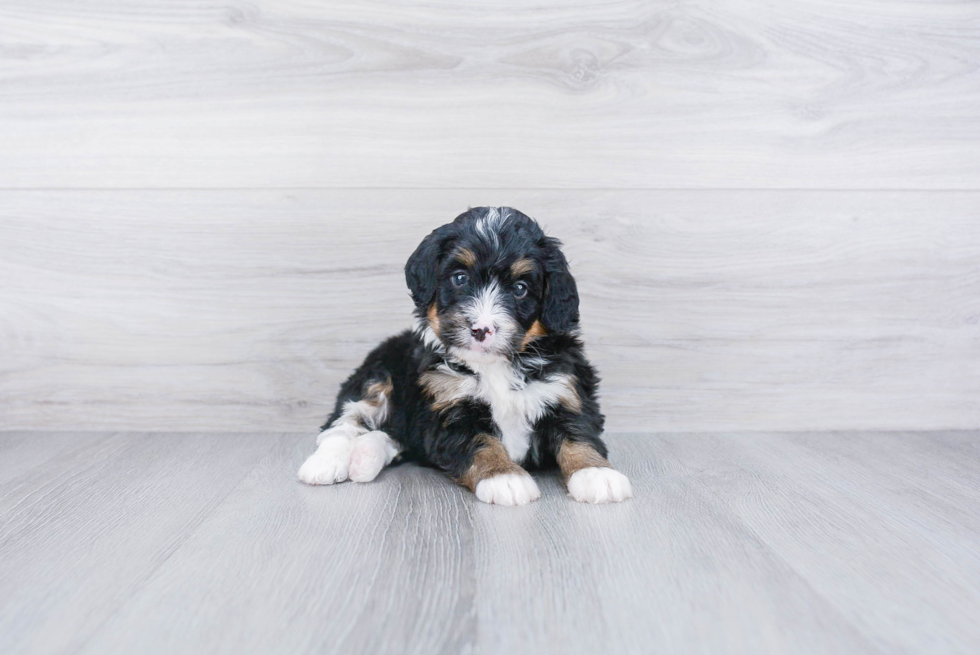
[298,438,352,485]
[475,473,541,506]
[567,467,633,504]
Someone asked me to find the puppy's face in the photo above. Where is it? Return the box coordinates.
[406,207,580,360]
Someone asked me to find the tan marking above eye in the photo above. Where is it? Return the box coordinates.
[453,247,477,268]
[510,257,535,277]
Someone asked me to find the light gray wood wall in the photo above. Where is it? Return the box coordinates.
[1,1,978,432]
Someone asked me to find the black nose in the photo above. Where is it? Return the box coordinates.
[471,327,490,342]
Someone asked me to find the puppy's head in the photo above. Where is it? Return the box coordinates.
[406,207,579,361]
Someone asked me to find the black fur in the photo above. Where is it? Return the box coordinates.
[321,207,608,480]
[539,236,580,333]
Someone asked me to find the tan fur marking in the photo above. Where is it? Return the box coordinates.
[453,247,477,268]
[557,440,610,484]
[510,257,535,277]
[364,377,393,406]
[419,368,472,411]
[520,319,548,350]
[557,380,583,413]
[458,434,527,492]
[427,303,441,336]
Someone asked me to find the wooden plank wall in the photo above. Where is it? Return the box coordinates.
[1,1,978,432]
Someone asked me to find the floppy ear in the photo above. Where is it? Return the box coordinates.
[540,236,580,333]
[405,226,453,310]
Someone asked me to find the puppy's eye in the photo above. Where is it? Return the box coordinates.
[451,272,468,287]
[513,281,528,299]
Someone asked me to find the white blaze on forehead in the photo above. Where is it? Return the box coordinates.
[474,207,510,249]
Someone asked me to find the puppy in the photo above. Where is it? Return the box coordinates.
[298,207,632,505]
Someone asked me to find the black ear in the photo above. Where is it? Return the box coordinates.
[405,225,454,310]
[540,236,580,333]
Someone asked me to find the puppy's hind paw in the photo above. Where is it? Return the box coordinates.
[475,473,541,506]
[298,450,350,485]
[348,431,394,483]
[567,467,633,504]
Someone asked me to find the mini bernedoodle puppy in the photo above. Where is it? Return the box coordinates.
[298,207,632,506]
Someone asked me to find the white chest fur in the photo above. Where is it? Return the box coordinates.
[426,356,578,463]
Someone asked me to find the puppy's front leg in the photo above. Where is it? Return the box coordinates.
[558,440,633,504]
[457,434,541,506]
[297,423,360,485]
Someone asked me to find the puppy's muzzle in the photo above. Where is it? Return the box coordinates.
[471,325,492,342]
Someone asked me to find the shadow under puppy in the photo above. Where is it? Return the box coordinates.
[299,207,632,505]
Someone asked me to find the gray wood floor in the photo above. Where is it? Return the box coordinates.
[2,431,978,654]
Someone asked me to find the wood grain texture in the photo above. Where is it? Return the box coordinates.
[0,431,281,654]
[661,431,980,653]
[0,430,108,486]
[1,189,978,432]
[2,431,978,654]
[73,432,476,655]
[0,1,978,188]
